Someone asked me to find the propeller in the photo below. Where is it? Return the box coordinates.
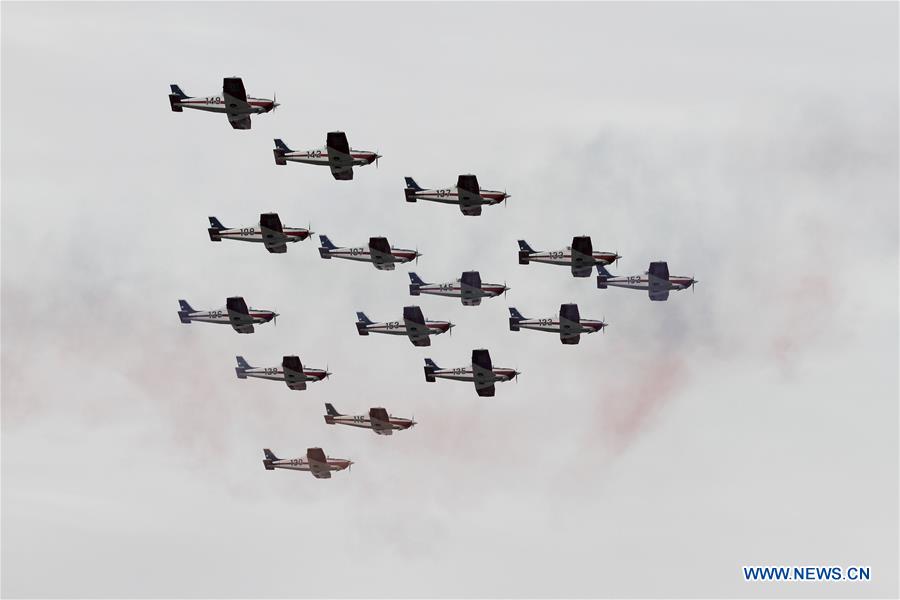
[375,150,380,168]
[272,309,278,326]
[602,316,607,334]
[272,92,278,112]
[692,276,698,293]
[448,322,453,337]
[416,246,420,265]
[503,282,509,298]
[325,364,331,380]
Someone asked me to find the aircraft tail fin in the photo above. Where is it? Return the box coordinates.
[408,272,426,295]
[424,358,439,382]
[355,311,372,335]
[324,403,341,424]
[262,448,278,470]
[208,216,226,241]
[318,235,336,258]
[177,299,194,323]
[404,177,422,202]
[596,264,613,289]
[169,85,186,112]
[235,355,251,378]
[508,307,525,331]
[518,240,535,264]
[273,139,290,165]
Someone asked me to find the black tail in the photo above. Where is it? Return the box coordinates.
[424,358,439,382]
[263,448,279,469]
[596,264,613,289]
[518,240,534,264]
[408,272,426,295]
[508,307,525,331]
[325,403,341,417]
[177,299,194,323]
[170,84,188,99]
[169,85,186,112]
[208,216,226,241]
[273,139,290,165]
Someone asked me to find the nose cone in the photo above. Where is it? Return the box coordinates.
[369,153,381,164]
[266,312,278,322]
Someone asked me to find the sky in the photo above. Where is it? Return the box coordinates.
[1,2,898,598]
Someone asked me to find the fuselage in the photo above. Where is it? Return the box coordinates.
[527,249,619,266]
[216,226,311,243]
[183,308,276,325]
[417,280,507,299]
[241,365,328,383]
[325,414,415,434]
[515,318,606,334]
[433,366,518,383]
[361,320,452,336]
[176,95,275,114]
[602,274,695,291]
[327,247,418,262]
[266,457,351,472]
[283,148,378,167]
[409,187,509,206]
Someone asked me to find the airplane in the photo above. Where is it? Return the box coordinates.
[324,403,415,435]
[177,297,277,333]
[408,271,508,306]
[235,356,329,391]
[168,77,277,129]
[424,349,519,397]
[596,261,698,301]
[508,304,606,345]
[355,306,453,347]
[518,237,620,277]
[318,235,420,270]
[207,213,312,254]
[404,175,510,216]
[272,133,380,180]
[262,448,351,479]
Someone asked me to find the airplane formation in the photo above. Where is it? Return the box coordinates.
[171,76,698,479]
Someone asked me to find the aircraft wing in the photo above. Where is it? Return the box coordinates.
[327,132,354,180]
[459,204,483,216]
[472,349,495,396]
[260,213,287,254]
[307,448,331,479]
[457,175,482,207]
[227,112,252,130]
[369,237,394,270]
[648,261,670,302]
[403,306,431,347]
[282,356,307,391]
[559,303,581,343]
[475,381,496,397]
[226,297,254,333]
[369,407,393,434]
[570,236,594,277]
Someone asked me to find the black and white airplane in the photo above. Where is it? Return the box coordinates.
[597,261,697,301]
[319,235,420,270]
[424,349,518,397]
[404,175,509,216]
[235,356,330,391]
[518,237,619,277]
[509,304,606,345]
[263,448,351,479]
[324,404,415,435]
[408,271,508,306]
[168,77,277,129]
[273,133,379,180]
[356,306,453,347]
[177,297,276,334]
[208,213,312,254]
